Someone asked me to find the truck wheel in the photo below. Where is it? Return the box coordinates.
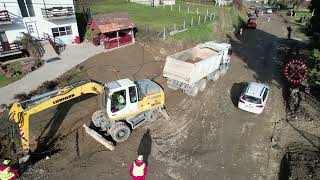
[198,79,207,91]
[220,64,228,76]
[92,110,104,127]
[212,71,220,81]
[190,86,199,97]
[109,122,131,142]
[167,84,178,90]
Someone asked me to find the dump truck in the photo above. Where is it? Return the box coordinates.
[163,41,232,96]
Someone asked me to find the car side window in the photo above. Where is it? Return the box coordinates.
[129,86,137,103]
[111,90,126,113]
[262,88,269,102]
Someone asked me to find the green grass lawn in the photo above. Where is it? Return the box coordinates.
[90,0,242,42]
[0,75,22,88]
[92,0,216,27]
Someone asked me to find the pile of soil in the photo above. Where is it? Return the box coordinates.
[279,146,320,180]
[278,88,320,180]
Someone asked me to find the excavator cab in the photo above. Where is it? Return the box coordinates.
[93,79,165,142]
[104,79,139,120]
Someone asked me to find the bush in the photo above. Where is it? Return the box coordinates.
[13,93,30,101]
[14,33,44,60]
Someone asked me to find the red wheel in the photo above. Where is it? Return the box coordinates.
[284,59,308,85]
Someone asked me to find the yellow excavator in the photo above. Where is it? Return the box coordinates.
[8,79,166,162]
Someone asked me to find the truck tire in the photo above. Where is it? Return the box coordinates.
[190,86,199,97]
[220,64,228,76]
[109,122,131,142]
[212,71,220,81]
[198,79,207,91]
[92,110,104,127]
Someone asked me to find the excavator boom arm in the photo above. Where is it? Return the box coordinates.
[8,80,104,153]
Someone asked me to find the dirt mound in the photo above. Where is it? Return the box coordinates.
[279,145,320,180]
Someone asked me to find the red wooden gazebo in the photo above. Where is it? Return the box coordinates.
[88,12,136,50]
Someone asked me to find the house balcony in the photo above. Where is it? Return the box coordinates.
[0,10,12,25]
[0,43,22,58]
[41,7,75,20]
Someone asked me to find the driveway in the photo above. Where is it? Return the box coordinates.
[0,43,104,106]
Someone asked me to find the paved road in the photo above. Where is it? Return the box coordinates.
[0,43,104,106]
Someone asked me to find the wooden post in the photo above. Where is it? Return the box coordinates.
[179,5,180,12]
[83,124,114,151]
[207,9,208,16]
[197,8,199,15]
[163,27,166,40]
[191,17,193,26]
[183,20,186,29]
[188,6,190,14]
[198,16,200,25]
[171,5,172,11]
[117,31,119,47]
[204,15,206,23]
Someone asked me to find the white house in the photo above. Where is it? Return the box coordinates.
[130,0,175,6]
[0,0,79,57]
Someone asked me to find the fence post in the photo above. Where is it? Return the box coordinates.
[204,15,206,23]
[183,20,186,29]
[191,17,193,26]
[179,5,180,12]
[188,6,190,14]
[207,9,208,16]
[197,8,199,15]
[198,16,200,25]
[163,27,166,40]
[171,5,172,11]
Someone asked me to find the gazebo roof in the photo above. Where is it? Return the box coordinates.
[91,12,136,33]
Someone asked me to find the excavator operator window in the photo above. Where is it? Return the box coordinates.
[129,86,137,103]
[111,90,126,113]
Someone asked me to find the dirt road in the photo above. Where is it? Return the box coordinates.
[23,14,289,180]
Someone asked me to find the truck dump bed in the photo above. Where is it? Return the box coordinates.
[163,44,223,85]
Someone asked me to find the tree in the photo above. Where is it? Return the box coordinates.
[15,33,44,60]
[309,0,320,49]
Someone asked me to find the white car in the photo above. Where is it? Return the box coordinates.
[238,82,270,114]
[267,9,273,14]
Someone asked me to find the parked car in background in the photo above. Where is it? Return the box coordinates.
[267,9,273,14]
[238,82,270,114]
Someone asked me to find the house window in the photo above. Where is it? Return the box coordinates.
[52,26,72,37]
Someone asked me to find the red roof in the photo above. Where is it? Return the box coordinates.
[91,12,136,33]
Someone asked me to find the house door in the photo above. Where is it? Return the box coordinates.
[0,31,10,51]
[25,22,39,38]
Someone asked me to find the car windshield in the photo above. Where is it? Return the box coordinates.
[243,95,262,104]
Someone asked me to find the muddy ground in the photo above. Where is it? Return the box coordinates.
[17,14,317,180]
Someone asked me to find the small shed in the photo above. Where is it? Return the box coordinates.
[88,12,136,50]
